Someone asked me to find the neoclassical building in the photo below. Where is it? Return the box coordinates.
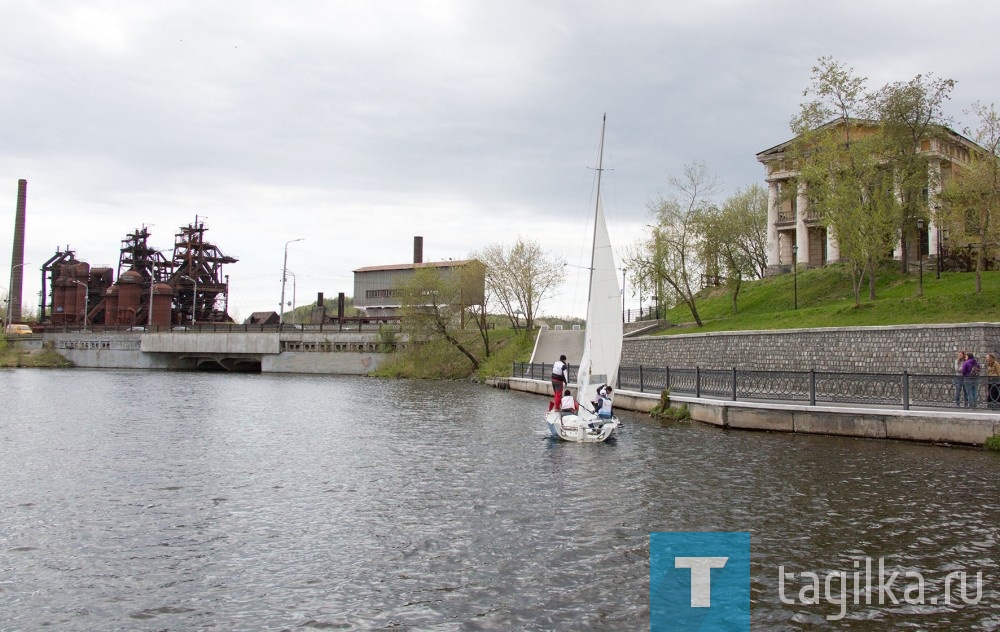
[755,121,979,275]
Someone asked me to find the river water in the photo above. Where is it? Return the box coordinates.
[0,369,997,630]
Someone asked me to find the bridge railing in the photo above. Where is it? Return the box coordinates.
[33,320,403,334]
[512,363,995,411]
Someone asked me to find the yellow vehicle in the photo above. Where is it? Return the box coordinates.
[5,324,33,335]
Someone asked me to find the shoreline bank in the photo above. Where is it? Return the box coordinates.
[496,377,1000,448]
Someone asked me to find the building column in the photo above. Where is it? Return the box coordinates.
[767,181,780,268]
[796,181,809,267]
[928,158,942,261]
[826,226,839,263]
[893,173,904,259]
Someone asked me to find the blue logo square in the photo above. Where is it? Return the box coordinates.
[650,532,750,631]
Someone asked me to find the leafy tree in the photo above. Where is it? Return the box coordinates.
[399,263,488,371]
[870,73,956,272]
[473,238,564,331]
[942,102,1000,293]
[789,57,899,304]
[631,161,721,326]
[697,184,768,313]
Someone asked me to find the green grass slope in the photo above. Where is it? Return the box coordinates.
[659,264,1000,334]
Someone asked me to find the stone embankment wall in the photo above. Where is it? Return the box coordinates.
[623,323,1000,374]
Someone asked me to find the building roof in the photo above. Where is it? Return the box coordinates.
[245,311,279,325]
[353,259,477,273]
[756,118,982,163]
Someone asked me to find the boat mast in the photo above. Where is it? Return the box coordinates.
[588,113,606,304]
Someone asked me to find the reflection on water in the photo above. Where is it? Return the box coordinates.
[0,369,997,629]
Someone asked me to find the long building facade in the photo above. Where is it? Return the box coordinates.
[755,121,979,275]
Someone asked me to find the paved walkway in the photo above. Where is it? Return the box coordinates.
[530,327,585,366]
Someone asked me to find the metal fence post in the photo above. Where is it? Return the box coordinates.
[903,370,910,410]
[809,369,816,406]
[696,366,701,398]
[666,366,670,392]
[639,365,645,393]
[732,366,737,401]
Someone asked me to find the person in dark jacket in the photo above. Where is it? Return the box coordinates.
[961,352,981,408]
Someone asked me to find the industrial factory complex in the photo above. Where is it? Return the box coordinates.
[4,179,482,331]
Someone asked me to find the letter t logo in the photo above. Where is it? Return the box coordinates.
[675,557,729,607]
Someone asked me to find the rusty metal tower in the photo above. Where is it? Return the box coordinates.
[167,217,238,323]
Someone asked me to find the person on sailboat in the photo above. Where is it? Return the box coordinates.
[590,383,609,412]
[559,387,579,415]
[549,354,569,411]
[595,386,614,419]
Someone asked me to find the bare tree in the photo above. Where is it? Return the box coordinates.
[697,184,768,313]
[631,161,721,327]
[474,238,564,331]
[399,264,487,370]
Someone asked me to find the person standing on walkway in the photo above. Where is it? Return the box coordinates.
[962,352,981,408]
[954,351,967,407]
[549,354,569,412]
[987,353,1000,408]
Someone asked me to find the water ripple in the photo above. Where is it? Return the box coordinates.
[0,370,997,629]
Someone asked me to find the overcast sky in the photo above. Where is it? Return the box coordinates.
[3,1,1000,321]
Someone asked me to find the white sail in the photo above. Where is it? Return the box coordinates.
[544,114,622,443]
[576,114,622,411]
[577,195,623,408]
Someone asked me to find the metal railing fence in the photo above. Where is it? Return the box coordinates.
[512,363,999,411]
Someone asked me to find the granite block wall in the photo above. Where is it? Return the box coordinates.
[622,323,1000,375]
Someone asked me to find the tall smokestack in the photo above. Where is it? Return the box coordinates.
[413,236,423,264]
[8,179,27,324]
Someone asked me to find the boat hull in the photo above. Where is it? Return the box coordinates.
[544,410,618,443]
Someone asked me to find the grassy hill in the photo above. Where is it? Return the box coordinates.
[658,263,1000,334]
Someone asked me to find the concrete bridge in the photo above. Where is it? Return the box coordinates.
[26,330,393,374]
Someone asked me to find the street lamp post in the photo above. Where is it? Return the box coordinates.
[285,270,297,324]
[916,218,925,297]
[280,238,304,326]
[69,279,89,331]
[792,244,798,310]
[181,275,198,325]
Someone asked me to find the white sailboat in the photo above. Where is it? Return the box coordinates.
[545,115,623,443]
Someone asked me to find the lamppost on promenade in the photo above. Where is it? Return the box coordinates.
[916,218,925,297]
[181,275,198,325]
[69,279,89,331]
[280,238,304,325]
[792,244,798,310]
